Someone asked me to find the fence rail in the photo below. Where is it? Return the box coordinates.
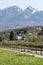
[0,44,43,55]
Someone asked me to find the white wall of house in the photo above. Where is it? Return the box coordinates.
[16,36,22,40]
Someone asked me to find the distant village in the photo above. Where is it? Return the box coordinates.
[0,26,43,41]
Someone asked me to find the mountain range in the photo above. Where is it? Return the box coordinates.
[0,6,43,31]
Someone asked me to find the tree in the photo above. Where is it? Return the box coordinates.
[0,37,2,42]
[9,31,14,40]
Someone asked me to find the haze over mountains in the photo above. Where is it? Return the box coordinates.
[0,6,43,31]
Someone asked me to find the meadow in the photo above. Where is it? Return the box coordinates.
[0,49,42,65]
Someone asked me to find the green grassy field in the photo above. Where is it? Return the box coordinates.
[0,49,42,65]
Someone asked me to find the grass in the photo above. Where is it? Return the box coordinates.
[0,49,43,65]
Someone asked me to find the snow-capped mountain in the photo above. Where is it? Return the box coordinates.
[0,5,43,31]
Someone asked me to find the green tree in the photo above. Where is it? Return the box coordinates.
[9,31,14,40]
[0,37,2,42]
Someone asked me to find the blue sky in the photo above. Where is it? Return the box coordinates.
[0,0,43,11]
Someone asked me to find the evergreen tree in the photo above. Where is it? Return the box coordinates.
[0,37,2,42]
[9,31,14,40]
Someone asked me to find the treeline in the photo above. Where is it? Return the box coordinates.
[0,26,43,42]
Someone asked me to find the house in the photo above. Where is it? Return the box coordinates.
[16,35,22,40]
[16,29,27,35]
[16,29,27,40]
[16,35,27,40]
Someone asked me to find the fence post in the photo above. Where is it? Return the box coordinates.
[21,46,22,51]
[36,48,37,54]
[24,46,25,52]
[16,45,17,50]
[31,47,32,53]
[40,48,42,55]
[27,47,28,52]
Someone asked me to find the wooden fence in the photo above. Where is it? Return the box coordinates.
[0,44,43,55]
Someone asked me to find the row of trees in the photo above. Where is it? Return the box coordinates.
[0,31,14,41]
[0,28,27,42]
[0,28,43,42]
